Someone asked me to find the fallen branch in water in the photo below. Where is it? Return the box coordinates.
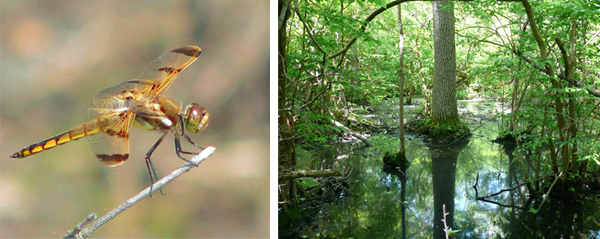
[331,119,370,145]
[536,171,563,212]
[472,172,560,210]
[474,172,556,200]
[63,146,216,239]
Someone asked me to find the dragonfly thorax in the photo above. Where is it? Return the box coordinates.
[131,97,178,131]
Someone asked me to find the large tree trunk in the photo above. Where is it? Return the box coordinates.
[432,0,459,123]
[278,0,296,205]
[397,5,406,155]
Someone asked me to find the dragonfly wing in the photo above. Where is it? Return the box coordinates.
[139,45,201,96]
[93,80,149,108]
[87,108,135,167]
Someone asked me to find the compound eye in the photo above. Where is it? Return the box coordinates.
[184,103,209,134]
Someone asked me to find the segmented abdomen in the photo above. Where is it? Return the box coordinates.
[10,122,101,158]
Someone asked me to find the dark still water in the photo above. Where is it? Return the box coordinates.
[295,100,600,238]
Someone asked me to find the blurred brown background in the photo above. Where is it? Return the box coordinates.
[0,0,269,238]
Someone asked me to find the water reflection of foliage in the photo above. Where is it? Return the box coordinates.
[297,100,600,238]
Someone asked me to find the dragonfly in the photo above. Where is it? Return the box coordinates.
[10,45,210,194]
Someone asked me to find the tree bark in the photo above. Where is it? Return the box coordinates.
[278,0,296,204]
[397,5,406,155]
[432,0,459,123]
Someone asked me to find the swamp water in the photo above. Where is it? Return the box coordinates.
[294,99,600,238]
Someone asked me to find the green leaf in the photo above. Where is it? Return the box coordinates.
[446,228,461,236]
[369,0,387,8]
[297,177,321,187]
[357,0,364,7]
[528,208,538,214]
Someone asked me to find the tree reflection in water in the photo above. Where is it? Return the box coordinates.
[290,100,600,238]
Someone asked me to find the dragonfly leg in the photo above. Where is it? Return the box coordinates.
[178,114,205,150]
[184,134,205,150]
[145,132,168,197]
[174,133,199,167]
[179,114,186,136]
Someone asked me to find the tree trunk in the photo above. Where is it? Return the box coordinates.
[397,5,406,155]
[432,0,459,123]
[278,0,296,204]
[519,0,570,177]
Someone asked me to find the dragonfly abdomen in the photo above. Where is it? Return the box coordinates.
[10,122,101,158]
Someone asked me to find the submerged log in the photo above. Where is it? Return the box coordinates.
[331,119,370,145]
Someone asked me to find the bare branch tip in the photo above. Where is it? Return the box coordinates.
[65,146,216,238]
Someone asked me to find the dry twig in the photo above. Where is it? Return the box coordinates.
[442,204,450,239]
[63,146,216,239]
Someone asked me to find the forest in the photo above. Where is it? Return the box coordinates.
[278,0,600,238]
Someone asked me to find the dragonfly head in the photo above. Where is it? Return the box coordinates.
[183,103,209,134]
